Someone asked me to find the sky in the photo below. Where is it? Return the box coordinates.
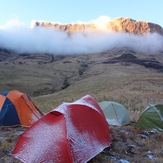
[0,0,163,27]
[0,0,162,54]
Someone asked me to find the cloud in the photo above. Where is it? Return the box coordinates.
[0,18,163,55]
[0,19,25,29]
[90,16,112,30]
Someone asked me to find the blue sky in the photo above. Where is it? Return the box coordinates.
[0,0,163,27]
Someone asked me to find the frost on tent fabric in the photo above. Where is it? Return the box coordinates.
[98,101,130,126]
[12,95,111,163]
[136,104,163,132]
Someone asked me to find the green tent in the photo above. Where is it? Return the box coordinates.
[136,104,163,131]
[98,101,130,126]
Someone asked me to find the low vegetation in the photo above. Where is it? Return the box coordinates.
[0,48,163,162]
[1,123,163,162]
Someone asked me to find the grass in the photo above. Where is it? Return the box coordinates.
[32,70,163,120]
[0,49,163,162]
[1,123,162,163]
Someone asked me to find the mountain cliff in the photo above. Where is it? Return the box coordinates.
[107,17,163,35]
[34,17,163,35]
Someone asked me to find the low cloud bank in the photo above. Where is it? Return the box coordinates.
[0,19,163,54]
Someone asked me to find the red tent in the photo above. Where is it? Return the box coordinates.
[13,95,110,163]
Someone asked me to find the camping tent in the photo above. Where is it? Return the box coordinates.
[0,90,43,127]
[136,104,163,131]
[98,101,130,126]
[13,95,110,163]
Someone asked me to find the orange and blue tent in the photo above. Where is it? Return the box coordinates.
[0,90,43,127]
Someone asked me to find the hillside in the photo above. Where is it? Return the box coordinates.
[0,47,163,119]
[1,47,163,162]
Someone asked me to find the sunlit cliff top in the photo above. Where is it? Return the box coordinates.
[33,17,163,35]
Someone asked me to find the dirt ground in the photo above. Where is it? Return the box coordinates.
[90,123,163,163]
[0,122,163,163]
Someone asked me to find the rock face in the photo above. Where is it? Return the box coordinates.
[34,17,163,35]
[34,21,97,33]
[107,17,163,35]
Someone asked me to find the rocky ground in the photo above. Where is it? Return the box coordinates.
[0,127,26,163]
[0,122,163,163]
[90,123,163,163]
